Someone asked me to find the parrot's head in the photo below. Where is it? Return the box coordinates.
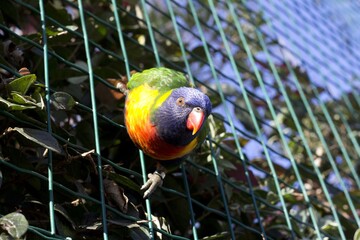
[154,87,212,146]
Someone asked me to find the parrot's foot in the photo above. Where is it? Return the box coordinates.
[115,81,129,95]
[140,170,166,199]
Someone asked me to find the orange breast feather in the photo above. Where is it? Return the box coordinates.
[125,85,198,160]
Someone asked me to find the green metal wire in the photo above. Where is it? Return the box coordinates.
[146,1,266,237]
[264,0,360,227]
[207,134,235,239]
[250,3,360,236]
[262,2,360,114]
[163,1,199,237]
[164,0,194,86]
[0,157,190,239]
[140,0,161,66]
[111,0,131,79]
[276,2,360,181]
[163,1,324,169]
[180,165,199,239]
[38,0,56,235]
[207,0,298,237]
[107,5,156,238]
[264,2,360,98]
[187,0,267,235]
[137,1,165,238]
[224,1,322,238]
[77,0,109,239]
[89,12,170,239]
[279,2,360,187]
[253,24,347,239]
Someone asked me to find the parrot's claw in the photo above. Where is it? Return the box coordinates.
[141,170,166,198]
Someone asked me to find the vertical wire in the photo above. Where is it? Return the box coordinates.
[292,1,360,160]
[260,0,360,227]
[188,1,268,238]
[163,0,199,238]
[38,0,56,235]
[138,1,163,238]
[180,165,198,240]
[272,1,360,110]
[140,0,161,66]
[208,0,303,237]
[112,1,155,238]
[109,3,157,239]
[111,0,131,80]
[296,1,360,93]
[225,0,322,238]
[77,1,108,239]
[284,0,360,118]
[264,1,360,190]
[164,0,194,85]
[251,18,347,240]
[269,0,360,190]
[262,0,360,108]
[241,1,346,237]
[207,133,235,239]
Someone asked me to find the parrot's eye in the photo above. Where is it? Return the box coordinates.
[176,97,185,107]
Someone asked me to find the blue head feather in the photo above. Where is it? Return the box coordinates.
[154,87,212,146]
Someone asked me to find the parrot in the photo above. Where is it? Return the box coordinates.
[124,67,212,198]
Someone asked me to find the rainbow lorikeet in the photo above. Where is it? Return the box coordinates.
[124,67,212,198]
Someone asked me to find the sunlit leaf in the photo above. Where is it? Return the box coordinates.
[321,221,340,237]
[10,93,38,106]
[0,212,29,238]
[8,74,36,95]
[0,97,36,111]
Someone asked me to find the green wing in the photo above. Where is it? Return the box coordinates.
[127,67,192,92]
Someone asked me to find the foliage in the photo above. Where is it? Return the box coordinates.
[0,212,29,239]
[0,0,359,239]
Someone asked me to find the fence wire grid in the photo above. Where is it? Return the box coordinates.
[0,0,360,240]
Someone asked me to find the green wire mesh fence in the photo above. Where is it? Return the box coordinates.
[0,0,360,239]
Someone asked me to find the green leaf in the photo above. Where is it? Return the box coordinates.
[8,74,36,95]
[51,92,76,111]
[8,127,63,154]
[321,221,339,237]
[0,97,36,111]
[0,212,29,238]
[10,93,38,106]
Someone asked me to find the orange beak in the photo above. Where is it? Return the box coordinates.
[186,107,205,135]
